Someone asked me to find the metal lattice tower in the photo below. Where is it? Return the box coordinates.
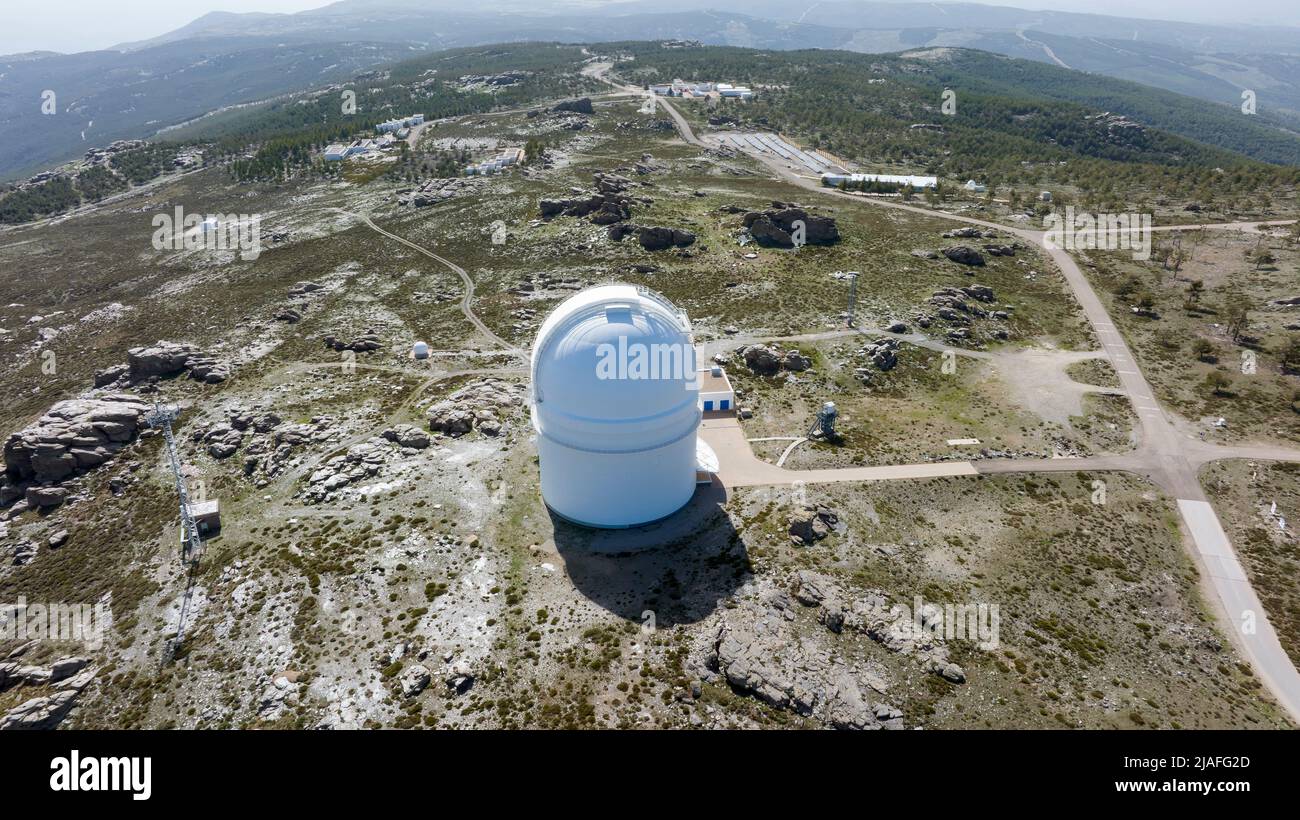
[145,401,202,562]
[845,272,859,327]
[809,401,838,439]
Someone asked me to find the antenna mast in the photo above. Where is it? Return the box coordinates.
[845,272,859,327]
[145,401,202,563]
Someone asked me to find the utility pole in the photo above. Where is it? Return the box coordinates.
[846,271,859,327]
[144,401,202,563]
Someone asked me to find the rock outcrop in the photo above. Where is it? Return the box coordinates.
[3,395,150,492]
[445,660,474,693]
[382,425,431,450]
[0,690,79,729]
[706,597,903,730]
[791,571,970,685]
[427,379,525,437]
[539,172,643,225]
[399,664,431,698]
[200,425,244,460]
[942,226,996,239]
[742,205,839,248]
[551,97,594,115]
[788,505,838,545]
[0,657,96,730]
[89,341,231,387]
[863,337,899,371]
[183,354,231,384]
[738,344,811,375]
[127,342,196,379]
[634,225,696,251]
[93,364,129,388]
[324,332,383,353]
[288,281,323,296]
[304,439,388,502]
[401,177,481,207]
[943,246,986,266]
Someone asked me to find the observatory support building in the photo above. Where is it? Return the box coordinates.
[530,284,701,528]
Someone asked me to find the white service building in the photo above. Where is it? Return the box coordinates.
[377,113,426,133]
[464,146,525,175]
[822,172,938,189]
[699,365,734,413]
[530,284,701,529]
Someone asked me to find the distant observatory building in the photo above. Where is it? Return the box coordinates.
[530,284,701,528]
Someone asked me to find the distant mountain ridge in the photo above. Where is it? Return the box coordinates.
[95,0,1300,130]
[111,0,1300,56]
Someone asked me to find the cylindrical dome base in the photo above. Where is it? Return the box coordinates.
[538,432,697,529]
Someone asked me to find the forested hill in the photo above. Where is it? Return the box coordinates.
[183,44,597,182]
[609,43,1300,170]
[0,44,596,223]
[920,49,1300,168]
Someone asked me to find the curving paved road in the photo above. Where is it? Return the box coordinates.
[590,64,1300,721]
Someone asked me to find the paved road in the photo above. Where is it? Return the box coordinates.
[591,64,1300,721]
[1152,220,1296,234]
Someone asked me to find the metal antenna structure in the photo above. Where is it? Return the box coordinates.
[845,272,859,327]
[809,401,839,439]
[145,401,202,563]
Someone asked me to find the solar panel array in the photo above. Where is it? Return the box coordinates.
[723,132,839,174]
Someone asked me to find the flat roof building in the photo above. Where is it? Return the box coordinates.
[192,499,220,534]
[699,365,734,413]
[464,147,525,175]
[377,113,426,133]
[822,172,938,189]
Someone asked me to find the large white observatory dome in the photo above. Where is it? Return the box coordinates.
[531,284,701,528]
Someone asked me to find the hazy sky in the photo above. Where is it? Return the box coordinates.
[1,0,326,54]
[3,0,1298,55]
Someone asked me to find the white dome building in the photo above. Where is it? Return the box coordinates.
[531,284,700,528]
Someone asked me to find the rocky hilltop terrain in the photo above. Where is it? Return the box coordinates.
[0,42,1293,732]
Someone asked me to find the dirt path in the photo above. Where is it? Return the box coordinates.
[1016,27,1072,69]
[327,207,523,357]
